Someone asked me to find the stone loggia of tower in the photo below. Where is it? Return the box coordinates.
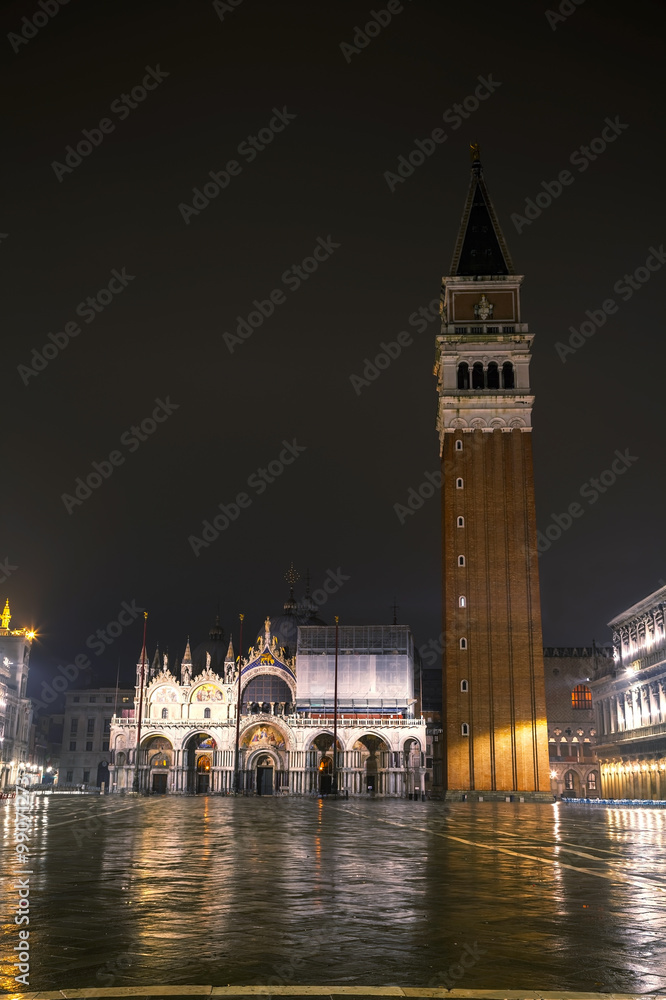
[434,146,552,800]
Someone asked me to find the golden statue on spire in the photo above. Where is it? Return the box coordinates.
[470,142,481,162]
[1,599,10,631]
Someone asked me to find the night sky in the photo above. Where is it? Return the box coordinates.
[4,0,665,699]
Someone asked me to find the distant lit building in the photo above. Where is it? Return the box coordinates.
[0,600,35,789]
[30,713,63,784]
[543,646,613,798]
[591,585,666,799]
[59,687,134,788]
[110,587,427,797]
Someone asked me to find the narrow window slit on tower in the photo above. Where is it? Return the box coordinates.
[457,516,464,527]
[461,723,469,736]
[458,555,465,566]
[455,439,463,451]
[460,638,467,649]
[460,680,468,693]
[459,596,466,607]
[456,478,463,489]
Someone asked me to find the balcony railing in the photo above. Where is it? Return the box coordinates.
[596,721,666,745]
[112,714,425,729]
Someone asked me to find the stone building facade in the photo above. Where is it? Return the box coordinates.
[59,687,134,788]
[591,585,666,799]
[543,646,613,798]
[0,600,35,789]
[110,614,427,797]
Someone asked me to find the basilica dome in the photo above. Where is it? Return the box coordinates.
[269,589,327,656]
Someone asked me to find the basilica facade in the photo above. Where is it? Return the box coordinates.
[109,599,427,797]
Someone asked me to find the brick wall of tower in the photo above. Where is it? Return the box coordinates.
[442,428,550,792]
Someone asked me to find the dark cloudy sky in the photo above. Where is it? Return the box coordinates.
[4,0,665,696]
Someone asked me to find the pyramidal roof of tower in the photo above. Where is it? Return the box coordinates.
[449,155,515,277]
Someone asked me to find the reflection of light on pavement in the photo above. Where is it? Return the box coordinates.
[314,798,323,901]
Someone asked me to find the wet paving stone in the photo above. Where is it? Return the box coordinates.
[2,797,665,995]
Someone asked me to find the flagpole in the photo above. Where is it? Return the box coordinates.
[132,612,148,794]
[332,615,339,796]
[234,613,245,794]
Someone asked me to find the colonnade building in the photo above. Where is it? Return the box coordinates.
[109,602,427,797]
[591,584,666,799]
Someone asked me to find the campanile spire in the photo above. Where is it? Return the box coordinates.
[449,144,514,277]
[435,151,551,799]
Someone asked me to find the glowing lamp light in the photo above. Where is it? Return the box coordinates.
[549,771,558,779]
[26,631,36,640]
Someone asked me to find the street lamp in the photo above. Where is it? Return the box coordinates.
[132,612,148,794]
[331,615,339,796]
[233,613,245,794]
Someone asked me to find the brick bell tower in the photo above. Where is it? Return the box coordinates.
[434,145,551,799]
